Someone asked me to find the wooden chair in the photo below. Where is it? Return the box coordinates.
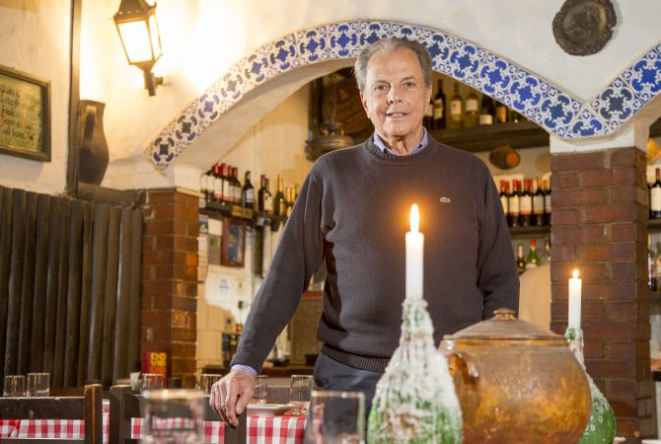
[0,383,102,443]
[109,385,246,444]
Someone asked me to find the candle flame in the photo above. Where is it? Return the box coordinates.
[410,204,419,233]
[573,269,579,279]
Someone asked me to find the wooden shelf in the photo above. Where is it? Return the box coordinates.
[509,225,551,237]
[650,218,661,231]
[429,121,549,153]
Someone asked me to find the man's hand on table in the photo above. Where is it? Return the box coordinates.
[209,370,256,427]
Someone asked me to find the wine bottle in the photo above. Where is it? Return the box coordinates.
[274,175,286,216]
[543,179,552,226]
[214,164,223,203]
[652,168,661,219]
[242,171,255,209]
[264,178,274,216]
[233,167,242,204]
[464,91,479,127]
[206,167,215,203]
[516,244,526,275]
[479,96,494,125]
[519,179,533,227]
[258,174,267,213]
[526,239,541,268]
[499,180,509,219]
[219,163,228,203]
[495,100,508,124]
[449,83,463,129]
[432,80,446,130]
[508,180,521,228]
[424,98,433,130]
[532,177,545,227]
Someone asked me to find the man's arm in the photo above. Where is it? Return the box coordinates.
[476,167,520,318]
[210,172,324,421]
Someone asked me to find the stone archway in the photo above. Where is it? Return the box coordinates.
[144,20,661,171]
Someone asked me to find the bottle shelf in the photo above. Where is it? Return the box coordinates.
[429,121,549,153]
[200,201,288,231]
[509,225,550,238]
[649,218,661,231]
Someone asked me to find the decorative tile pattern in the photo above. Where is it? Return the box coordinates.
[591,77,638,131]
[297,26,330,64]
[144,20,661,171]
[567,106,609,138]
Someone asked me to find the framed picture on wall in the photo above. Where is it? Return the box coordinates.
[0,65,51,162]
[221,217,245,267]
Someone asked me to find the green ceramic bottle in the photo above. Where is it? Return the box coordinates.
[368,297,462,443]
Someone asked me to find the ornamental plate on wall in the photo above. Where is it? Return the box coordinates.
[553,0,617,56]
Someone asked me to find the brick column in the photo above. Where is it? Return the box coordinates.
[550,147,655,440]
[142,189,199,385]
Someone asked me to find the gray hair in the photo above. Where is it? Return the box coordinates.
[354,37,433,93]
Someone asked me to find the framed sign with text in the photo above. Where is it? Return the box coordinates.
[0,65,51,162]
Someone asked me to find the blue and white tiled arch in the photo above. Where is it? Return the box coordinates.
[146,20,661,171]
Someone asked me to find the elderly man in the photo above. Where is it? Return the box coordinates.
[210,37,519,426]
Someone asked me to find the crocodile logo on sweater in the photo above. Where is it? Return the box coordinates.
[439,197,451,204]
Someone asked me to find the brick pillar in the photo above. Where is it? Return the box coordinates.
[142,189,199,385]
[550,147,655,440]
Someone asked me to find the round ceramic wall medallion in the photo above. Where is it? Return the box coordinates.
[553,0,617,56]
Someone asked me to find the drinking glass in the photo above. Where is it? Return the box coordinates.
[142,373,164,392]
[27,373,50,397]
[289,375,314,416]
[308,390,365,444]
[198,374,221,395]
[252,375,268,404]
[3,375,26,397]
[142,389,205,444]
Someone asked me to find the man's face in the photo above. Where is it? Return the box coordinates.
[360,47,432,144]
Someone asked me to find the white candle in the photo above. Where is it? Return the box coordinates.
[568,269,582,330]
[406,204,424,300]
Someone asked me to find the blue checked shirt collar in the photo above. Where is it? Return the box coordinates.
[373,127,428,155]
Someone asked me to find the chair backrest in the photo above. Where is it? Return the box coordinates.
[0,383,102,444]
[109,385,246,444]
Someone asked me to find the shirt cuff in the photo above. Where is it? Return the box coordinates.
[231,364,258,376]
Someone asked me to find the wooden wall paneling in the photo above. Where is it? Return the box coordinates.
[43,198,62,376]
[53,198,71,388]
[126,209,142,374]
[4,189,26,377]
[101,206,120,387]
[17,192,38,375]
[64,200,84,387]
[112,207,132,383]
[77,201,93,385]
[87,204,109,382]
[30,194,51,372]
[0,187,13,383]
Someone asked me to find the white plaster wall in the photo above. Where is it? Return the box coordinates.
[0,0,71,194]
[78,0,661,189]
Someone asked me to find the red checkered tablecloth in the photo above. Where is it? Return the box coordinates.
[0,400,111,443]
[1,411,305,444]
[130,416,306,443]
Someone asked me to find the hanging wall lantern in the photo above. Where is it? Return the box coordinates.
[114,0,163,96]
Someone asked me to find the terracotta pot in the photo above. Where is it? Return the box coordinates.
[439,308,591,444]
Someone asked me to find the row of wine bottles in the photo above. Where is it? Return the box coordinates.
[516,238,551,275]
[423,80,526,131]
[199,163,299,217]
[500,177,552,227]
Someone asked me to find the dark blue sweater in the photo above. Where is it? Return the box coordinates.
[232,136,519,373]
